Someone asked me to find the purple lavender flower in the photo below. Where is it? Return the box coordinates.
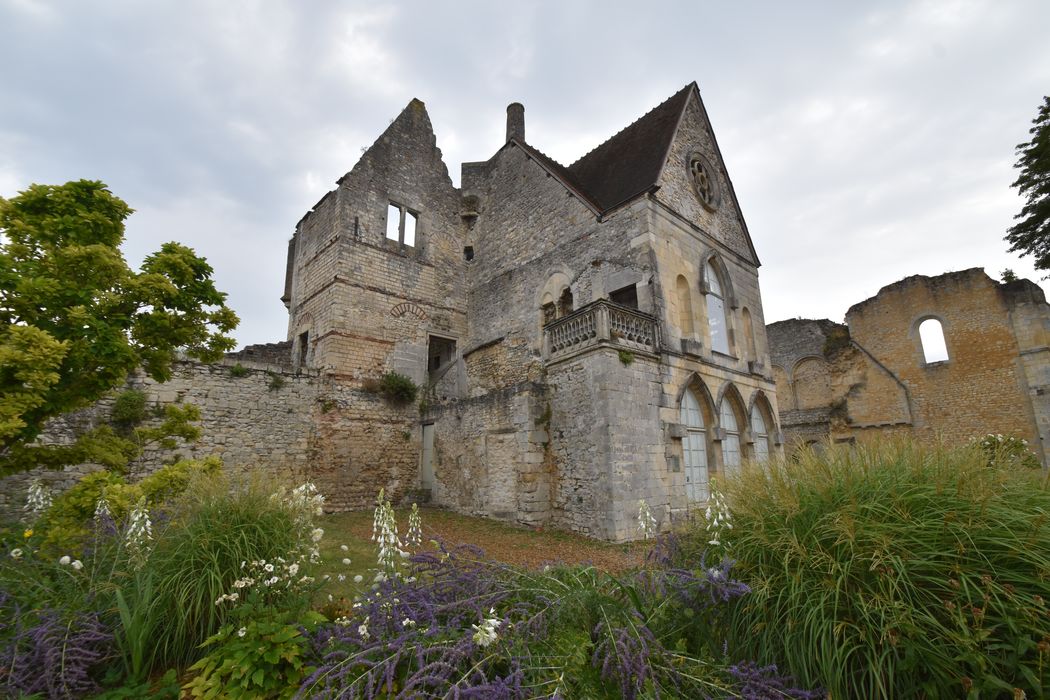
[727,661,824,700]
[0,591,114,699]
[590,614,656,700]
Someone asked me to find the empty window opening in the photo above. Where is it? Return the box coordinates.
[385,202,418,247]
[705,261,730,355]
[609,284,638,309]
[385,204,401,241]
[720,398,741,479]
[558,288,574,317]
[427,335,456,377]
[680,388,710,502]
[463,246,475,262]
[298,331,309,367]
[404,211,417,246]
[919,318,949,363]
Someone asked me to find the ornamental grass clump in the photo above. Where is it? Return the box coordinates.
[144,473,323,671]
[719,438,1050,698]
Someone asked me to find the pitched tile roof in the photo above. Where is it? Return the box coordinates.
[566,83,694,211]
[505,83,694,214]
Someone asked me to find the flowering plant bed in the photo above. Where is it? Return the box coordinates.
[1,468,817,698]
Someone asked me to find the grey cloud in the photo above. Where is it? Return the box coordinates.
[1,0,1048,347]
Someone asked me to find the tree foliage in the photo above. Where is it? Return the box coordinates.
[0,180,238,470]
[1005,96,1050,269]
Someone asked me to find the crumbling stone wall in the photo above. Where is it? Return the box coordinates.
[768,269,1050,464]
[0,356,425,521]
[286,99,467,384]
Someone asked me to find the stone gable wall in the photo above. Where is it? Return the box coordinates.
[287,99,467,384]
[655,93,755,264]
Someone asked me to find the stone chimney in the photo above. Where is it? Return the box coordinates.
[506,102,525,143]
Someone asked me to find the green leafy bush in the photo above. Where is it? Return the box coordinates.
[111,390,149,430]
[228,363,249,378]
[33,456,221,555]
[970,432,1042,470]
[717,439,1050,698]
[378,371,418,404]
[186,612,324,699]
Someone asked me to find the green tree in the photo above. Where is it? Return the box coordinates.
[0,180,238,474]
[1005,96,1050,270]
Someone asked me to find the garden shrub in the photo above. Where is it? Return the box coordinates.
[970,432,1042,471]
[715,439,1050,698]
[186,610,325,699]
[378,371,418,404]
[32,456,221,555]
[110,389,149,431]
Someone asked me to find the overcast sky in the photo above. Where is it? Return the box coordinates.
[2,0,1049,348]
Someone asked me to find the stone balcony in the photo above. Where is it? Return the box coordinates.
[543,299,660,362]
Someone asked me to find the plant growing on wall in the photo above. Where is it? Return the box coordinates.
[0,180,238,475]
[378,372,417,405]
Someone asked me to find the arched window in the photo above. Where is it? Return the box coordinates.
[680,389,710,502]
[918,318,948,363]
[750,401,770,463]
[719,398,741,479]
[675,275,694,337]
[538,272,572,330]
[558,288,574,317]
[705,261,730,354]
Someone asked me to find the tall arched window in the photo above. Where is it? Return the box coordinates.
[680,389,710,502]
[918,318,948,363]
[705,261,730,354]
[675,275,694,337]
[750,401,770,463]
[720,398,741,479]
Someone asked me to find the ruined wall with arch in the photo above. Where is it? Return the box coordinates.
[767,269,1050,465]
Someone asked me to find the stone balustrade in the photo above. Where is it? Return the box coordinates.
[544,299,660,361]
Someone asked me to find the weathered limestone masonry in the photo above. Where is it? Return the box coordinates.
[768,269,1050,465]
[3,83,782,540]
[279,82,780,541]
[0,353,422,521]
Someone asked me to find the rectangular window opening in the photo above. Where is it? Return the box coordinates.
[609,285,638,309]
[404,211,417,247]
[427,335,456,378]
[385,204,401,241]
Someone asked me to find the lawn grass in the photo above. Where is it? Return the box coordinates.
[315,506,647,601]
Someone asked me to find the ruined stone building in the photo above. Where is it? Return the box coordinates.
[0,83,781,540]
[767,269,1050,465]
[279,82,780,540]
